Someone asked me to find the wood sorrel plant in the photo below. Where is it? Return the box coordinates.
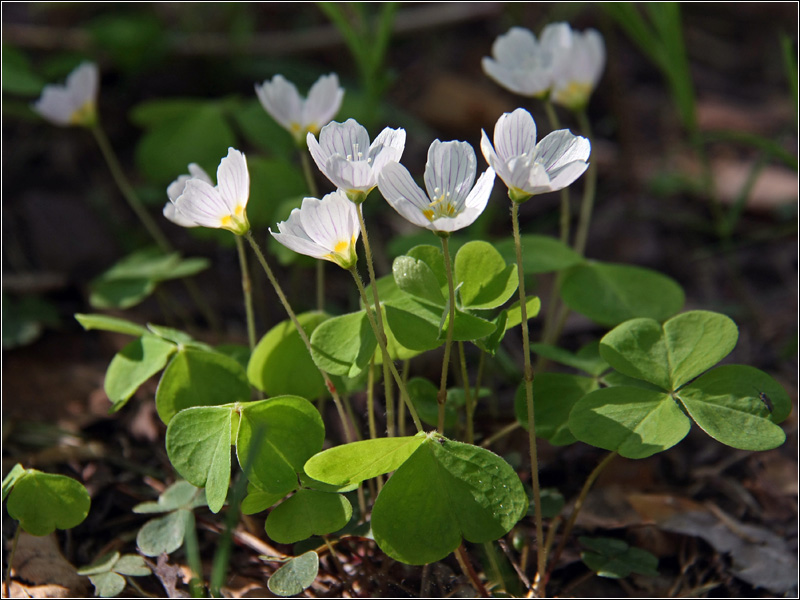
[47,18,789,598]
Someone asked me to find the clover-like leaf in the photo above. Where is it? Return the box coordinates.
[393,255,446,306]
[569,386,692,459]
[310,310,376,378]
[155,348,250,424]
[165,406,232,513]
[265,489,352,544]
[496,234,583,274]
[236,396,325,496]
[137,508,192,556]
[530,341,608,376]
[580,536,659,578]
[677,365,788,451]
[75,313,148,337]
[105,335,176,412]
[515,373,599,445]
[268,552,319,597]
[454,241,518,310]
[304,434,427,486]
[5,469,91,536]
[371,435,527,565]
[561,262,684,326]
[132,480,205,514]
[600,311,738,390]
[247,312,327,399]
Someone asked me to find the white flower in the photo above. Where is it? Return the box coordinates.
[32,62,99,127]
[255,73,344,143]
[270,190,360,269]
[481,108,590,202]
[481,24,569,98]
[165,148,250,235]
[378,140,496,234]
[163,163,214,227]
[307,119,406,203]
[550,27,605,111]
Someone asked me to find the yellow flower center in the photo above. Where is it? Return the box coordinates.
[69,100,97,127]
[423,192,457,222]
[553,81,592,111]
[323,234,358,269]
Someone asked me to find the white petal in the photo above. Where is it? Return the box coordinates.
[216,148,250,212]
[509,156,549,192]
[534,130,590,172]
[325,155,376,192]
[255,75,302,131]
[66,62,99,106]
[546,161,589,191]
[491,27,539,64]
[271,229,328,260]
[167,174,191,203]
[303,73,344,130]
[494,108,537,162]
[318,119,370,162]
[163,201,198,227]
[431,167,496,232]
[173,179,229,228]
[423,140,476,207]
[368,127,407,174]
[378,162,433,229]
[307,132,329,178]
[188,163,213,184]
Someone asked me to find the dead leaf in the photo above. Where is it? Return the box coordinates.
[8,532,88,597]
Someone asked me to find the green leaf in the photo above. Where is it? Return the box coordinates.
[505,296,542,330]
[310,310,376,377]
[247,312,327,399]
[230,99,296,159]
[132,480,205,514]
[241,483,287,516]
[74,314,148,337]
[599,318,672,390]
[78,551,121,576]
[304,434,427,486]
[2,46,44,96]
[580,536,659,578]
[155,348,250,424]
[454,241,518,310]
[112,554,151,577]
[6,470,91,536]
[371,436,528,565]
[265,490,353,544]
[600,311,738,390]
[392,255,446,306]
[237,397,325,496]
[2,463,27,501]
[90,278,155,310]
[267,552,319,597]
[515,374,599,445]
[137,509,191,557]
[561,262,685,326]
[662,311,738,388]
[407,245,448,292]
[569,386,691,459]
[88,13,166,73]
[87,571,126,598]
[165,407,232,513]
[133,99,237,185]
[677,365,788,451]
[406,377,459,429]
[530,341,608,376]
[104,335,176,412]
[496,234,583,274]
[146,324,195,346]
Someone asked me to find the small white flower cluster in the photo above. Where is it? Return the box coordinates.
[483,22,605,111]
[32,22,598,258]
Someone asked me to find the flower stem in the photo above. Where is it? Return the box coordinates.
[438,235,457,435]
[90,122,171,252]
[4,524,20,596]
[367,358,377,440]
[355,203,409,436]
[89,121,220,333]
[245,231,355,442]
[511,200,546,596]
[548,452,617,575]
[234,235,256,349]
[543,99,562,130]
[454,544,489,598]
[480,421,521,448]
[458,342,474,444]
[349,266,423,433]
[572,109,598,257]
